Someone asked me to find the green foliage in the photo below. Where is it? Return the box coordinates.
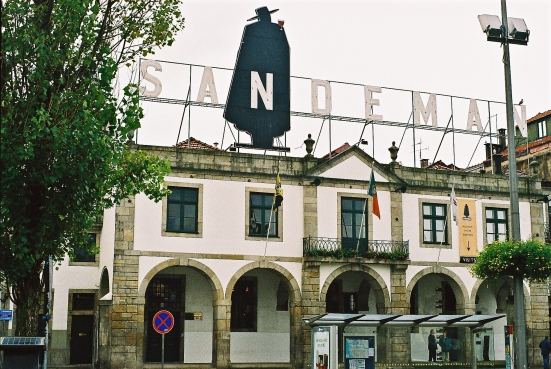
[304,248,409,261]
[1,0,184,335]
[469,239,551,283]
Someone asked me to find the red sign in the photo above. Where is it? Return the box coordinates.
[152,310,174,334]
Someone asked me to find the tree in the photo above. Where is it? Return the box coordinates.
[470,239,551,283]
[1,0,184,336]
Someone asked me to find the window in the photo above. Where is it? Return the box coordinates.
[486,208,508,243]
[537,121,547,138]
[167,187,198,233]
[231,278,257,332]
[341,197,367,253]
[72,293,96,311]
[249,192,277,237]
[423,203,448,244]
[73,233,97,263]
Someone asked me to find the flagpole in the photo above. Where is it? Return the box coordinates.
[264,157,282,259]
[263,202,275,259]
[436,211,448,266]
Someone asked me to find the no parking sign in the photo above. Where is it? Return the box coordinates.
[152,310,174,334]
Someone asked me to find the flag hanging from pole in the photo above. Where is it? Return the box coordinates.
[450,184,458,226]
[273,173,283,212]
[368,170,380,219]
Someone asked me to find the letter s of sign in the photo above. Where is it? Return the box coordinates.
[139,60,163,97]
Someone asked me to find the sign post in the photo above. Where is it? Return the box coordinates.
[152,310,174,369]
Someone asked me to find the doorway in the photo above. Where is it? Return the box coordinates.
[70,315,94,364]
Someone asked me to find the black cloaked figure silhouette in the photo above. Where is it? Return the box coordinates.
[224,7,290,150]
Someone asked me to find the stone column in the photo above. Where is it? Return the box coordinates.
[98,299,112,369]
[290,300,304,369]
[214,299,231,369]
[304,185,318,239]
[390,191,403,242]
[528,282,549,367]
[109,196,142,369]
[301,261,324,369]
[385,264,409,364]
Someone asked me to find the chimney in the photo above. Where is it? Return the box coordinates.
[498,128,507,152]
[420,159,429,168]
[492,154,502,174]
[213,142,219,149]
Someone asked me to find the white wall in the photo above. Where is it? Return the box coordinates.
[230,269,291,363]
[133,177,304,258]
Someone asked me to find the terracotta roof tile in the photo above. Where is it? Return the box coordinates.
[527,109,551,124]
[322,143,352,159]
[426,160,462,171]
[175,137,222,151]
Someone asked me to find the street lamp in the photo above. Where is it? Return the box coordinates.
[478,2,529,369]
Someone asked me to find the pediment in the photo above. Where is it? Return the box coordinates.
[307,146,402,183]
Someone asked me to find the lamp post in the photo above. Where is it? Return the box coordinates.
[478,2,529,369]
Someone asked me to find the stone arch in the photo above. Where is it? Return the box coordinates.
[224,260,301,303]
[319,264,390,313]
[99,267,110,298]
[470,277,531,310]
[406,266,469,312]
[224,260,303,368]
[139,258,224,302]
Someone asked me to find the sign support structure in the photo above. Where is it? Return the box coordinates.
[152,310,175,369]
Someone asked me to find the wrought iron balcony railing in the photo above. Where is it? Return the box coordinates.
[303,237,409,261]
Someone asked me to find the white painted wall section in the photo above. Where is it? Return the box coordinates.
[319,156,388,182]
[138,256,171,292]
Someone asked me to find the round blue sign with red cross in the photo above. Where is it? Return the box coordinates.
[152,310,174,334]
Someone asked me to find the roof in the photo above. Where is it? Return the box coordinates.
[426,160,462,171]
[463,162,485,173]
[175,137,222,150]
[500,135,551,157]
[527,109,551,124]
[303,313,505,328]
[322,142,352,159]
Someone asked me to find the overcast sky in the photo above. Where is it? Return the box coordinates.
[136,0,550,168]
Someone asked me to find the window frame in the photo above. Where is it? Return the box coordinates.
[245,187,283,242]
[340,196,368,252]
[418,199,451,248]
[337,192,373,247]
[162,182,203,238]
[483,206,509,244]
[69,232,99,266]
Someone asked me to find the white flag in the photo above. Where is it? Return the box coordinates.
[450,185,458,226]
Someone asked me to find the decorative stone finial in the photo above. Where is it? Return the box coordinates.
[304,134,315,157]
[389,141,399,163]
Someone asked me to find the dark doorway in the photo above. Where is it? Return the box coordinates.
[145,276,184,362]
[146,311,181,362]
[70,315,94,364]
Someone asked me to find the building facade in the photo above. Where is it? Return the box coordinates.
[2,137,549,369]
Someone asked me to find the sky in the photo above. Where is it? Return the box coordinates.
[135,0,551,168]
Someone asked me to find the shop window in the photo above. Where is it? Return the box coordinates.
[485,208,508,243]
[231,278,257,332]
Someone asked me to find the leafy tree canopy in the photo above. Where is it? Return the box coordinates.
[470,239,551,283]
[1,0,184,335]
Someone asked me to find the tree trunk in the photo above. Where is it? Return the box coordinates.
[12,264,44,337]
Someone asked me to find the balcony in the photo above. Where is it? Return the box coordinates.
[303,237,409,261]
